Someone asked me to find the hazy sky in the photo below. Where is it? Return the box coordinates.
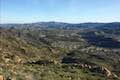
[0,0,120,23]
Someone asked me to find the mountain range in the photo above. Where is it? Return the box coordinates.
[0,22,120,80]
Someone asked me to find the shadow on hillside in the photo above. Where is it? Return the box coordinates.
[82,32,120,48]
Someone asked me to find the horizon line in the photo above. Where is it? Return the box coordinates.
[0,21,120,24]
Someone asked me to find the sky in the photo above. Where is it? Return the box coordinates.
[0,0,120,23]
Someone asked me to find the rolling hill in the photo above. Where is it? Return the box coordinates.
[0,22,120,80]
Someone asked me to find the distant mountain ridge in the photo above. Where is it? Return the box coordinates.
[0,22,120,29]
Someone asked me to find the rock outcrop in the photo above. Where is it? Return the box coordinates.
[0,75,4,80]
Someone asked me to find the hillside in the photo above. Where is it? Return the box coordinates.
[0,22,120,80]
